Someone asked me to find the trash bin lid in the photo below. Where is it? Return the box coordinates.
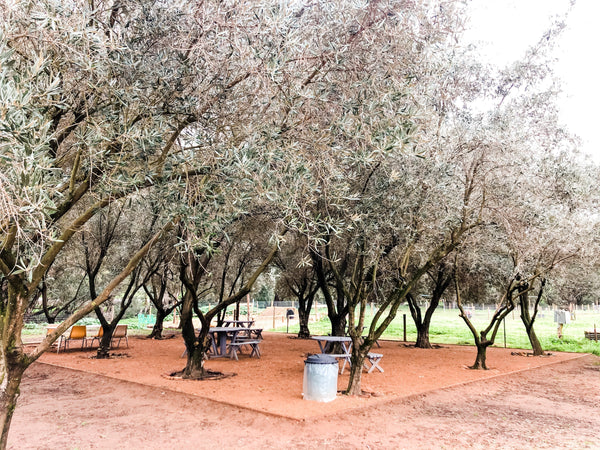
[305,354,338,364]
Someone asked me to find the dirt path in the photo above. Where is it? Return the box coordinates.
[9,334,600,449]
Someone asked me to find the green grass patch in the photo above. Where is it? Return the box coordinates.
[273,305,600,355]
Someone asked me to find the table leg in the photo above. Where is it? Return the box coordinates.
[209,333,218,356]
[219,333,228,356]
[341,342,352,373]
[317,340,326,353]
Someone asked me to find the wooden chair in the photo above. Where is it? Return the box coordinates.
[111,324,129,348]
[57,325,87,353]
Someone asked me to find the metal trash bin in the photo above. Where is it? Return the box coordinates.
[302,354,338,402]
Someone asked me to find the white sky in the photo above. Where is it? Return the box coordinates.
[464,0,600,161]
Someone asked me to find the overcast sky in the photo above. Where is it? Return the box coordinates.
[464,0,600,161]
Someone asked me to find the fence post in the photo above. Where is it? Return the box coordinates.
[246,294,251,322]
[271,296,275,329]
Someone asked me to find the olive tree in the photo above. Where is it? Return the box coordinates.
[275,233,320,339]
[0,0,286,443]
[166,0,473,388]
[143,234,181,340]
[441,12,595,365]
[265,0,474,395]
[406,261,453,349]
[80,201,167,357]
[177,220,282,379]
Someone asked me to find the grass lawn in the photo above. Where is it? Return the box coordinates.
[275,305,600,356]
[24,305,600,356]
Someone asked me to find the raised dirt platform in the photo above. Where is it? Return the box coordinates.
[36,332,584,420]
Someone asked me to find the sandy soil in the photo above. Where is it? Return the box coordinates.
[10,332,600,449]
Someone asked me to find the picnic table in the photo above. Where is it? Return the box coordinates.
[311,335,351,354]
[311,336,352,373]
[208,327,262,360]
[310,335,384,374]
[222,320,255,328]
[209,327,244,357]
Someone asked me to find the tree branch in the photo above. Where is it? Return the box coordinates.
[27,218,177,362]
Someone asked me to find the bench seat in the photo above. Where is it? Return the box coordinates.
[326,352,384,374]
[584,331,600,341]
[227,339,262,360]
[364,352,384,373]
[327,353,352,373]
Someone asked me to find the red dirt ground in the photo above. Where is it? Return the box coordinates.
[10,332,600,449]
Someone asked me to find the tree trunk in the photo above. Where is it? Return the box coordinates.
[0,363,26,450]
[327,314,347,354]
[310,247,348,350]
[148,308,166,339]
[456,273,520,371]
[183,347,205,378]
[408,267,451,349]
[293,285,316,339]
[96,325,114,359]
[40,281,55,324]
[345,345,367,395]
[471,342,490,370]
[526,328,544,356]
[519,283,545,356]
[297,307,311,339]
[179,276,211,379]
[182,331,212,379]
[0,284,29,450]
[330,314,346,337]
[408,296,435,349]
[415,326,433,349]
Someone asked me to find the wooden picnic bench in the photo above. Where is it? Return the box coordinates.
[364,352,384,373]
[584,330,600,341]
[327,353,352,373]
[227,339,262,360]
[250,328,263,339]
[311,336,384,374]
[323,352,384,373]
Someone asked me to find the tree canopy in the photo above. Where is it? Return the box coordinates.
[1,0,599,446]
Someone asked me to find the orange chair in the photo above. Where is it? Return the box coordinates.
[87,326,104,347]
[57,325,87,353]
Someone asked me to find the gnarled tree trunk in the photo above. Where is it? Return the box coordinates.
[408,295,434,349]
[148,308,167,339]
[0,283,30,450]
[0,362,26,450]
[179,254,211,379]
[330,313,346,337]
[178,236,281,379]
[297,307,311,339]
[408,264,452,349]
[471,340,491,369]
[181,330,212,379]
[519,279,546,356]
[455,271,521,371]
[346,344,368,395]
